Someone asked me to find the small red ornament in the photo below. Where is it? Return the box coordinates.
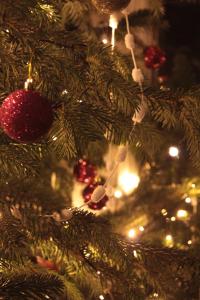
[36,256,59,272]
[83,182,108,210]
[74,159,96,184]
[144,46,166,69]
[0,90,53,143]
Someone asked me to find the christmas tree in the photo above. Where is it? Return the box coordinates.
[0,0,200,299]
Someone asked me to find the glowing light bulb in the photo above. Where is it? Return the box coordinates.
[165,234,173,247]
[161,209,168,216]
[168,146,179,158]
[187,240,192,245]
[177,209,188,219]
[171,216,176,222]
[139,226,144,232]
[128,229,136,239]
[102,37,108,44]
[185,197,191,204]
[99,295,104,300]
[114,190,123,199]
[118,170,140,195]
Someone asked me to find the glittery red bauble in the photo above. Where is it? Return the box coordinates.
[74,159,96,184]
[83,182,108,210]
[144,46,166,69]
[0,90,53,143]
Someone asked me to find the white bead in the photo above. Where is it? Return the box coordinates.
[116,146,128,162]
[132,68,144,83]
[109,15,118,29]
[125,33,135,50]
[91,185,106,203]
[61,209,73,221]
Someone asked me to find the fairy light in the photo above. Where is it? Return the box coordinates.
[102,37,108,45]
[99,295,104,300]
[118,170,140,195]
[168,146,179,158]
[187,240,192,245]
[171,216,176,222]
[177,209,188,219]
[97,270,101,275]
[114,189,123,199]
[185,197,191,204]
[165,234,173,247]
[139,226,144,232]
[191,183,196,188]
[161,209,168,216]
[128,229,136,239]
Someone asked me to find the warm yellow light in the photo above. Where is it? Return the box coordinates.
[161,209,168,216]
[187,240,192,245]
[166,234,173,242]
[102,38,108,44]
[171,216,176,222]
[169,146,179,158]
[177,209,188,219]
[97,270,101,275]
[165,234,174,247]
[128,229,136,239]
[118,170,140,195]
[185,197,191,204]
[114,190,123,199]
[191,183,196,188]
[99,295,104,300]
[139,226,144,232]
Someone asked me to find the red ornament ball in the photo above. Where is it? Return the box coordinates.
[0,90,53,143]
[74,159,96,184]
[144,46,166,69]
[83,182,109,210]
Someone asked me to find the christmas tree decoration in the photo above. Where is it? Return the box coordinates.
[0,90,53,143]
[36,256,59,272]
[92,0,130,14]
[144,46,166,69]
[73,159,96,184]
[83,182,109,210]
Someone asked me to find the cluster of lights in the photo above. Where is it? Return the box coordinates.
[128,226,145,239]
[176,209,188,219]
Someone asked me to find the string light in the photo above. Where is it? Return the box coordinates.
[185,197,191,204]
[99,295,104,300]
[139,226,144,232]
[177,209,188,219]
[171,216,176,222]
[165,234,174,247]
[102,36,108,44]
[187,240,192,245]
[118,170,140,195]
[114,190,123,199]
[168,146,179,158]
[128,229,136,239]
[161,209,168,216]
[191,183,196,188]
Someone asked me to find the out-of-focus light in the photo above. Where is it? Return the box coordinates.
[161,209,168,216]
[177,209,188,219]
[165,234,174,247]
[102,38,108,44]
[171,216,176,222]
[118,170,140,195]
[185,197,191,204]
[191,183,196,188]
[99,295,104,300]
[114,190,123,199]
[168,146,179,158]
[97,270,101,275]
[187,240,192,245]
[139,226,144,232]
[153,293,159,298]
[109,15,118,29]
[133,250,138,258]
[128,229,136,239]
